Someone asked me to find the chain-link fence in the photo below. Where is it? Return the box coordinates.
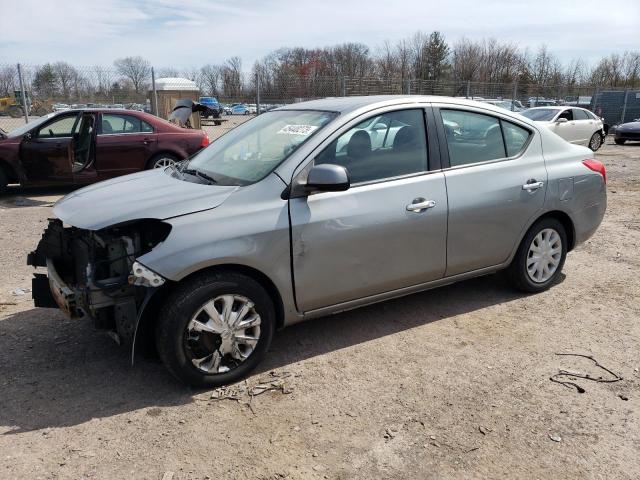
[1,63,639,135]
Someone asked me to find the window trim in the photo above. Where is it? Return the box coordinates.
[97,113,155,136]
[35,112,81,139]
[434,105,534,170]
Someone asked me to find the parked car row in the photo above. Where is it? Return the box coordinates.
[51,102,149,114]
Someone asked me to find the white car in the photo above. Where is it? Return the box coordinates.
[521,107,604,151]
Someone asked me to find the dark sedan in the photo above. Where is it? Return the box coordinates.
[0,109,209,194]
[614,120,640,145]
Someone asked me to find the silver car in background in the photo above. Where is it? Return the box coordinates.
[29,96,607,387]
[521,106,605,151]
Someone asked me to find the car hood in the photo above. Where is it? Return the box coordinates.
[53,168,238,230]
[617,121,640,130]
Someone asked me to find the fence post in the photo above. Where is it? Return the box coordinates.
[341,76,347,97]
[151,67,158,116]
[512,82,518,111]
[255,71,261,114]
[620,89,629,124]
[405,78,411,95]
[465,81,470,99]
[17,63,29,124]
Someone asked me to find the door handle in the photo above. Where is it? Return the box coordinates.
[142,139,151,145]
[406,199,436,212]
[522,180,544,191]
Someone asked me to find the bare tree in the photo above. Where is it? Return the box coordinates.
[114,56,151,93]
[222,56,243,97]
[0,65,16,97]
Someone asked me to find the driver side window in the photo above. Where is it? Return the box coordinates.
[558,109,573,121]
[37,115,78,138]
[315,109,428,184]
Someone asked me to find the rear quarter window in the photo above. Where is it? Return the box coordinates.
[501,120,531,157]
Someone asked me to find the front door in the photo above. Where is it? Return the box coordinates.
[19,113,80,184]
[289,108,448,312]
[95,113,158,178]
[551,108,580,143]
[437,106,547,276]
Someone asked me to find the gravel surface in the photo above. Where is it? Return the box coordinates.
[0,140,638,479]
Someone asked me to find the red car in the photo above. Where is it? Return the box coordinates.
[0,109,209,194]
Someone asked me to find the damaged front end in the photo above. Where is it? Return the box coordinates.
[27,218,171,347]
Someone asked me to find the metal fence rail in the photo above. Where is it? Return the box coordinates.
[1,63,638,134]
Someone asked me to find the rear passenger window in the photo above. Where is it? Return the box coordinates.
[440,110,505,166]
[572,109,589,120]
[315,109,428,184]
[102,114,146,134]
[502,121,530,157]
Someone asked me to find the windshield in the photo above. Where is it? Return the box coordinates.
[520,109,558,121]
[7,113,58,138]
[186,110,337,185]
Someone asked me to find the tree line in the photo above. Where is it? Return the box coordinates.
[1,32,638,101]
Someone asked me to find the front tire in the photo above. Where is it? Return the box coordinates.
[507,218,568,293]
[156,271,275,388]
[588,132,602,151]
[614,138,626,145]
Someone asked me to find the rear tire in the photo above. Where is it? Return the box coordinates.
[148,153,179,169]
[588,132,602,151]
[507,218,568,293]
[155,271,275,388]
[614,138,626,145]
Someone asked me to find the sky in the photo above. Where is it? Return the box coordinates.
[1,0,638,71]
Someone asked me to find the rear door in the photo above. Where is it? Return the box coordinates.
[289,107,448,312]
[95,113,157,178]
[572,108,594,145]
[436,105,546,276]
[19,112,80,184]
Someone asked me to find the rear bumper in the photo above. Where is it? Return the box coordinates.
[573,197,607,247]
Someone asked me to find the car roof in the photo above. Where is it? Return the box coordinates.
[277,95,522,116]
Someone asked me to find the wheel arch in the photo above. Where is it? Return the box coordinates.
[133,263,286,361]
[527,210,576,252]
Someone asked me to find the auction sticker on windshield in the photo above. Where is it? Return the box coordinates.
[277,124,319,136]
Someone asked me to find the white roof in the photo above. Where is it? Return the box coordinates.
[154,77,199,91]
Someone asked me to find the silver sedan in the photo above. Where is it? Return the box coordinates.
[30,96,607,387]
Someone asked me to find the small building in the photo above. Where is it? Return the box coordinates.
[151,77,201,129]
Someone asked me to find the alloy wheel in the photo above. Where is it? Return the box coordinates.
[184,294,261,374]
[526,228,562,283]
[154,157,177,168]
[589,133,602,151]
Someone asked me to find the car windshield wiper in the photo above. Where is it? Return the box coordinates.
[182,168,217,184]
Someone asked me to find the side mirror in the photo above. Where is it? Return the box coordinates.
[556,117,568,123]
[306,164,350,192]
[23,132,32,141]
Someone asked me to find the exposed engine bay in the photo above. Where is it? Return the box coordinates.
[27,218,171,346]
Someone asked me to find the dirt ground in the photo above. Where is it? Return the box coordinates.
[0,139,639,480]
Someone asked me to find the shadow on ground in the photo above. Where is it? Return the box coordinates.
[0,273,530,434]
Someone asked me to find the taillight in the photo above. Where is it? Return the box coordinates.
[201,133,209,147]
[582,159,606,184]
